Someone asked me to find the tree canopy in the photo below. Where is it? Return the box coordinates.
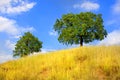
[54,12,107,46]
[13,32,42,57]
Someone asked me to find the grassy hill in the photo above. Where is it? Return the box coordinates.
[0,46,120,80]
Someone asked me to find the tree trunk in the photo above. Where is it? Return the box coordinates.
[80,36,83,46]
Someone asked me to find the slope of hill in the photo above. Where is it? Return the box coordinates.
[0,46,120,80]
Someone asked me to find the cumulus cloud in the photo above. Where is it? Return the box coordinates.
[0,0,36,63]
[41,48,56,53]
[20,27,35,33]
[112,0,120,14]
[0,16,35,58]
[73,1,100,11]
[0,53,13,63]
[99,30,120,45]
[5,40,15,50]
[107,0,120,28]
[0,16,19,35]
[106,20,117,26]
[0,16,34,37]
[49,30,57,36]
[0,0,36,14]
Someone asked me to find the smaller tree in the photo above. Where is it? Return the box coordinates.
[13,32,42,57]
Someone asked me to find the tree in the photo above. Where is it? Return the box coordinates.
[54,12,107,46]
[13,32,42,57]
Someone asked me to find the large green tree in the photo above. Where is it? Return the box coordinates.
[54,12,107,46]
[13,32,42,57]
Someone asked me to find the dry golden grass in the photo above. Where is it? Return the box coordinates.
[0,46,120,80]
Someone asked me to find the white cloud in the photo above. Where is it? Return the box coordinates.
[107,0,120,27]
[0,0,36,63]
[106,19,120,28]
[5,40,15,50]
[112,0,120,14]
[41,48,56,53]
[0,16,34,37]
[0,0,36,14]
[73,1,100,11]
[21,27,35,33]
[0,16,35,57]
[106,20,117,26]
[49,30,57,36]
[6,2,35,14]
[0,0,10,6]
[0,16,19,35]
[99,30,120,45]
[0,53,14,63]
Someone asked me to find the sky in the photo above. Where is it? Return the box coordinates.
[0,0,120,63]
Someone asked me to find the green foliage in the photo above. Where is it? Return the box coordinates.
[13,32,42,57]
[54,12,107,46]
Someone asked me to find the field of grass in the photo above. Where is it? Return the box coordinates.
[0,46,120,80]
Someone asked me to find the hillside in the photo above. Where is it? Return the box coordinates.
[0,46,120,80]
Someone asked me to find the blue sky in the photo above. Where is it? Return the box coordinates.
[0,0,120,63]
